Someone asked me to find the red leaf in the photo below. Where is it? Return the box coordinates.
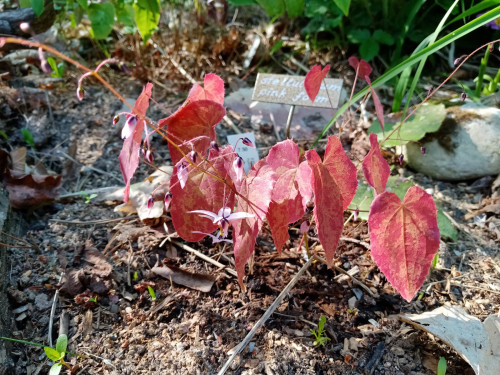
[368,187,440,301]
[323,136,357,210]
[170,146,236,242]
[362,133,390,195]
[186,73,225,105]
[305,149,344,267]
[159,100,225,165]
[4,170,62,209]
[265,140,308,252]
[118,82,153,201]
[304,64,330,102]
[232,159,276,288]
[348,57,372,82]
[369,85,385,132]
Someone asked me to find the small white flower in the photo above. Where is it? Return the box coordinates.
[192,231,233,244]
[189,206,254,238]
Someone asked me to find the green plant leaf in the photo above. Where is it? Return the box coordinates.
[313,6,500,146]
[347,28,370,43]
[369,104,446,147]
[437,210,458,241]
[77,0,88,11]
[359,39,379,61]
[437,357,447,375]
[116,4,135,26]
[134,0,160,41]
[49,363,63,375]
[269,40,283,55]
[44,347,62,362]
[333,0,350,16]
[147,285,156,301]
[373,29,394,45]
[285,0,304,17]
[47,57,58,73]
[20,0,31,8]
[31,0,44,17]
[256,0,285,17]
[55,334,68,354]
[447,0,500,26]
[21,128,35,148]
[348,181,374,221]
[227,0,256,4]
[88,2,116,40]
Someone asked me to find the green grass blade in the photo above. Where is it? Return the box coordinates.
[312,6,500,147]
[446,0,500,26]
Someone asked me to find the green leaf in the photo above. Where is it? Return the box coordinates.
[437,210,458,241]
[21,128,35,148]
[256,0,285,17]
[373,29,394,45]
[77,0,88,11]
[49,363,63,375]
[347,28,370,43]
[349,181,374,221]
[369,104,446,147]
[227,0,256,4]
[44,347,62,362]
[88,2,116,40]
[147,285,156,301]
[31,0,44,17]
[359,39,379,61]
[386,175,414,201]
[134,0,160,41]
[437,357,447,375]
[55,334,68,354]
[47,57,58,73]
[333,0,350,16]
[431,253,439,269]
[116,4,135,27]
[285,0,304,17]
[20,0,31,8]
[269,40,283,55]
[0,131,8,140]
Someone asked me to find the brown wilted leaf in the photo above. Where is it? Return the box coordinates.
[4,169,62,209]
[152,263,215,292]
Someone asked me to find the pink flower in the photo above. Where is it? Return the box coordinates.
[177,163,189,189]
[192,231,233,244]
[233,156,244,182]
[242,137,255,148]
[164,192,172,211]
[189,207,254,238]
[121,115,137,139]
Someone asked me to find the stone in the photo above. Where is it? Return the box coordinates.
[405,103,500,181]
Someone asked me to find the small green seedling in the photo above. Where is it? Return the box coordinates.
[0,130,7,140]
[147,285,157,301]
[437,357,447,375]
[133,271,138,281]
[310,315,330,347]
[80,192,97,204]
[47,57,66,78]
[21,128,35,148]
[0,334,80,375]
[431,253,439,269]
[348,308,358,315]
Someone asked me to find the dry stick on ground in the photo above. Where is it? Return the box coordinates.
[171,240,238,278]
[48,272,64,347]
[217,255,315,375]
[49,215,138,225]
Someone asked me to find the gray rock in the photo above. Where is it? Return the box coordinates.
[405,103,500,180]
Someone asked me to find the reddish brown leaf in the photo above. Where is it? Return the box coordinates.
[5,169,62,209]
[305,149,344,267]
[323,136,357,210]
[265,140,308,252]
[186,73,225,105]
[362,133,390,195]
[348,56,372,81]
[159,100,225,165]
[152,263,215,292]
[369,85,385,132]
[170,146,235,242]
[304,64,330,102]
[368,187,440,301]
[232,159,276,288]
[118,82,153,202]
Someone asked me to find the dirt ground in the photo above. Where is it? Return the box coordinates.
[1,24,499,375]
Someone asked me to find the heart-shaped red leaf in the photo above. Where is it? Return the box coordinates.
[362,133,390,195]
[323,136,357,210]
[170,146,236,242]
[118,82,153,202]
[305,149,344,267]
[159,100,225,165]
[186,73,225,105]
[232,159,276,288]
[304,64,330,102]
[348,56,372,82]
[265,140,308,252]
[368,187,440,301]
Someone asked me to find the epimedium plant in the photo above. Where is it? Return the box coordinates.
[109,66,440,302]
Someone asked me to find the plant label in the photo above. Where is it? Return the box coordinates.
[227,132,259,173]
[252,73,343,108]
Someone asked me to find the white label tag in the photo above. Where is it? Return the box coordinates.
[226,132,259,173]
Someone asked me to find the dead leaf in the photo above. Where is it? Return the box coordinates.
[152,263,215,292]
[9,148,26,173]
[84,245,113,278]
[4,169,62,209]
[400,305,500,375]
